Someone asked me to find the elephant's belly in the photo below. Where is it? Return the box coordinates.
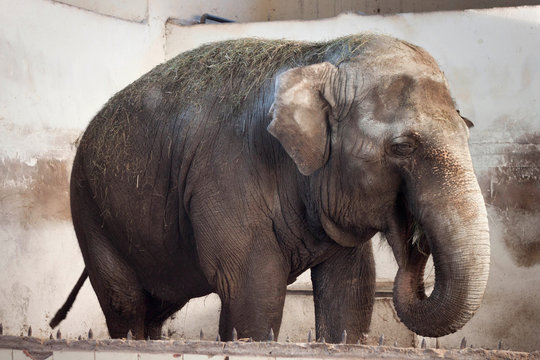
[118,234,213,302]
[135,255,212,302]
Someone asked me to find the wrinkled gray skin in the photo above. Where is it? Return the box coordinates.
[54,35,489,342]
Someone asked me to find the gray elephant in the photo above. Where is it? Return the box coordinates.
[51,34,490,342]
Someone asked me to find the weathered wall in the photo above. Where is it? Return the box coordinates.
[0,0,166,341]
[54,0,540,22]
[0,0,538,352]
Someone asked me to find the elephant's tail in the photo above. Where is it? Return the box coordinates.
[49,269,88,328]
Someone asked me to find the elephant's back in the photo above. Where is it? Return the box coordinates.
[76,34,379,184]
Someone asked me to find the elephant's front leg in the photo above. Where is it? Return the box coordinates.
[217,244,289,341]
[311,240,375,343]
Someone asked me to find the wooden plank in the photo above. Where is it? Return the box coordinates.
[0,336,536,359]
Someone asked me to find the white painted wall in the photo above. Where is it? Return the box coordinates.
[54,0,149,22]
[0,0,538,352]
[0,0,166,340]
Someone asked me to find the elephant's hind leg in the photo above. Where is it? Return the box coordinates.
[71,166,147,339]
[89,246,147,340]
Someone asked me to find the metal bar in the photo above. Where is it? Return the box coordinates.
[286,289,394,298]
[199,13,235,24]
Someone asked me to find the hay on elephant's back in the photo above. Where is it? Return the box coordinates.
[125,35,374,110]
[83,35,375,177]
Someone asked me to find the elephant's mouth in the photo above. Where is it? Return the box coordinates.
[396,218,431,304]
[385,191,430,270]
[402,208,432,302]
[384,191,435,331]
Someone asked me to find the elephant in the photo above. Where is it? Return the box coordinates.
[50,34,490,343]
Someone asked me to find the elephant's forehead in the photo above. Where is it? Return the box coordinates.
[367,75,456,116]
[356,39,448,85]
[351,74,467,141]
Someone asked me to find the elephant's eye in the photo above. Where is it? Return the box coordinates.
[390,137,417,157]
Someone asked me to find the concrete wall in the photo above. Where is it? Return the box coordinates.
[54,0,540,22]
[0,0,538,352]
[0,0,166,342]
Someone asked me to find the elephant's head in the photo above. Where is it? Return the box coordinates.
[267,36,490,337]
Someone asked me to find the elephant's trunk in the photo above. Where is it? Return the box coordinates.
[389,161,490,337]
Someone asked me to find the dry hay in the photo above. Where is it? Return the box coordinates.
[121,34,375,112]
[80,35,377,179]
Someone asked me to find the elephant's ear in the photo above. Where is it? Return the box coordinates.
[267,62,338,176]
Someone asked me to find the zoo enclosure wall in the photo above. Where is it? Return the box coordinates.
[0,0,538,353]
